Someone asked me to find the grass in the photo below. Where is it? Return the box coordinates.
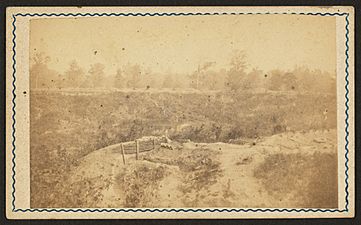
[116,164,167,208]
[254,152,338,208]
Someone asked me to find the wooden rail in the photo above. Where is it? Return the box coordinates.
[113,136,168,164]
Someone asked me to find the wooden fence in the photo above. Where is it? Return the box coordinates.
[112,136,168,164]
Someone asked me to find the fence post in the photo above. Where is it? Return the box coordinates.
[136,139,139,160]
[121,143,126,165]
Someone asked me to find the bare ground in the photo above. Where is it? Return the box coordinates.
[68,129,338,208]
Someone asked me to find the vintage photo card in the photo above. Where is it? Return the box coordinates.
[5,6,355,219]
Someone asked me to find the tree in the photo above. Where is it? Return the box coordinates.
[268,69,297,91]
[88,63,106,88]
[204,70,226,90]
[64,60,85,88]
[230,50,247,71]
[162,74,174,89]
[140,68,156,89]
[30,52,59,89]
[244,68,263,90]
[114,68,125,89]
[171,73,183,89]
[292,67,336,93]
[282,72,298,91]
[327,75,337,94]
[268,69,284,91]
[124,64,142,88]
[225,51,247,91]
[189,62,215,90]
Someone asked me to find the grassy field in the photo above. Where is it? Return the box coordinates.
[30,89,337,208]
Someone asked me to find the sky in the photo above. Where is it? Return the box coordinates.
[30,15,336,75]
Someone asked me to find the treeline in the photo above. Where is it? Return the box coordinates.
[30,52,336,93]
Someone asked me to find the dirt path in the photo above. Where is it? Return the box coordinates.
[211,143,275,207]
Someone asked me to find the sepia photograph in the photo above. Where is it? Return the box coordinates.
[29,14,338,209]
[5,6,355,219]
